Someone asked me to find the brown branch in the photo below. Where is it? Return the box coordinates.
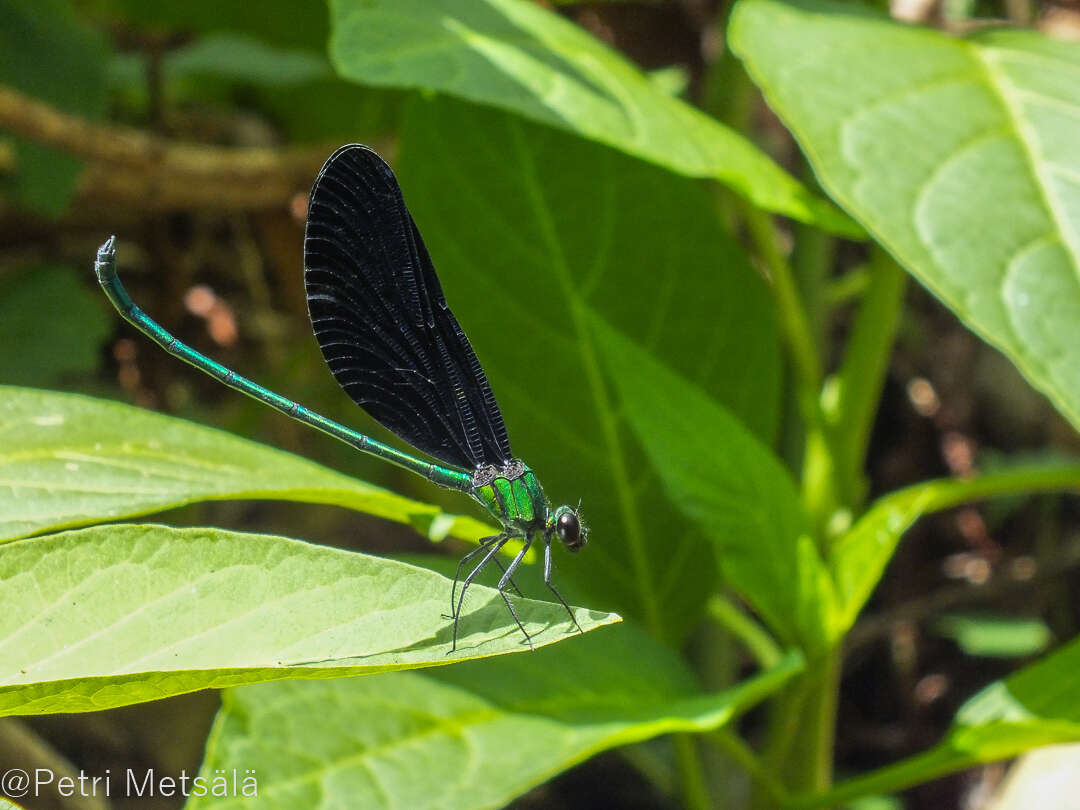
[0,718,110,810]
[0,83,335,212]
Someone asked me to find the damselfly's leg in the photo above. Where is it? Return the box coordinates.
[495,535,535,650]
[544,536,583,634]
[451,535,510,653]
[446,533,507,619]
[490,555,524,598]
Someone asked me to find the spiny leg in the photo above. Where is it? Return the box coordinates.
[491,554,524,599]
[496,535,535,650]
[446,533,506,620]
[544,536,583,635]
[451,536,510,653]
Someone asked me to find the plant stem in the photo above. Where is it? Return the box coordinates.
[708,594,784,670]
[782,744,965,809]
[763,651,841,797]
[741,202,839,532]
[743,203,823,418]
[676,735,712,810]
[828,250,906,521]
[762,677,810,777]
[791,219,834,354]
[806,652,842,792]
[825,265,871,306]
[707,729,789,806]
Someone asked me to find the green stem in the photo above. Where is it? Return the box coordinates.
[675,735,712,810]
[783,744,966,809]
[801,427,837,541]
[707,730,788,806]
[763,678,811,777]
[824,265,871,306]
[763,652,842,797]
[740,203,837,530]
[804,652,841,792]
[708,594,784,670]
[791,219,833,354]
[743,203,823,415]
[828,250,907,521]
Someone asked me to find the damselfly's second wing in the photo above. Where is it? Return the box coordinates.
[304,145,512,470]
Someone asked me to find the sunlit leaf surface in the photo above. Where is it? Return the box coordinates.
[732,0,1080,430]
[0,525,618,717]
[190,625,802,810]
[0,386,493,544]
[326,0,857,232]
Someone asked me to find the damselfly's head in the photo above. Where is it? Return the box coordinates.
[552,503,587,552]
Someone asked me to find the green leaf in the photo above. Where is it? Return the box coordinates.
[588,316,833,650]
[325,0,857,233]
[951,635,1080,752]
[163,32,331,86]
[190,626,802,810]
[0,524,618,718]
[0,267,111,386]
[790,637,1080,808]
[0,0,108,216]
[830,462,1080,638]
[0,386,494,544]
[730,0,1080,431]
[935,613,1051,658]
[396,96,782,641]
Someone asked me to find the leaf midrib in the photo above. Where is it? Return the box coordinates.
[975,45,1080,277]
[506,119,664,637]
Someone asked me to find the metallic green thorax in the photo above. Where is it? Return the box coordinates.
[470,460,550,532]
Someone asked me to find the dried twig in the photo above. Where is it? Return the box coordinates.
[0,84,333,213]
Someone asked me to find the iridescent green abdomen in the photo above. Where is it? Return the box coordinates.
[471,460,549,529]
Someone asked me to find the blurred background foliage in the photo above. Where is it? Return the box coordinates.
[2,0,1080,807]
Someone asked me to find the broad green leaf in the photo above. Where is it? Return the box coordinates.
[830,462,1080,637]
[190,626,802,810]
[0,800,24,810]
[0,386,494,543]
[0,524,617,717]
[397,97,781,641]
[326,0,858,233]
[935,613,1051,658]
[0,266,111,386]
[730,0,1080,430]
[0,0,108,216]
[791,638,1080,808]
[588,315,833,650]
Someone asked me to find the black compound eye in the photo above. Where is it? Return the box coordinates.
[557,511,584,551]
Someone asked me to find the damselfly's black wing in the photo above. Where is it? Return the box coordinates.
[304,145,512,470]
